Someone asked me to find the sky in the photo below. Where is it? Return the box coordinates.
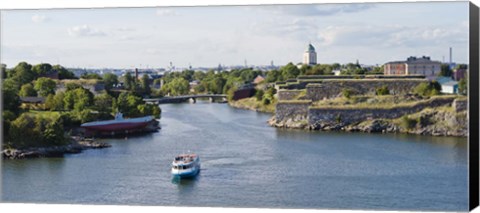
[0,1,470,69]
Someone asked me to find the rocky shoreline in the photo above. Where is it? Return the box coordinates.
[2,137,111,159]
[268,109,468,137]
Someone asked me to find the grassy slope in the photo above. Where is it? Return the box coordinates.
[229,97,276,113]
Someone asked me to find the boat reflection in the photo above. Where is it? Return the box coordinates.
[171,174,199,186]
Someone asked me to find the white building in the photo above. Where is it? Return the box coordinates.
[303,43,317,65]
[440,80,459,94]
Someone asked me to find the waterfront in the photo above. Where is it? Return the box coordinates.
[1,101,468,211]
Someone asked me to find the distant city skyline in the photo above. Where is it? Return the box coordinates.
[1,2,469,69]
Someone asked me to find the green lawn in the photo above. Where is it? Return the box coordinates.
[25,110,62,119]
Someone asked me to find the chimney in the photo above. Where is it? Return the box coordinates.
[449,47,452,65]
[135,68,139,81]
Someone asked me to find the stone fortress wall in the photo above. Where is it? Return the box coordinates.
[277,75,427,101]
[273,75,465,129]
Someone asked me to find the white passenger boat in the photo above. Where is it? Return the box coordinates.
[171,153,200,178]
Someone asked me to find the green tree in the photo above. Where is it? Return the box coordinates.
[414,82,441,97]
[115,92,144,117]
[34,77,57,97]
[439,64,452,77]
[53,92,66,110]
[11,62,36,85]
[194,71,206,81]
[32,63,53,76]
[73,88,94,111]
[194,84,206,93]
[2,110,17,139]
[210,76,226,94]
[266,70,281,83]
[19,83,37,97]
[368,65,384,75]
[45,94,56,110]
[103,73,119,91]
[181,70,195,82]
[161,77,190,96]
[458,74,468,95]
[53,65,76,79]
[255,89,264,101]
[7,114,66,147]
[63,88,94,111]
[332,63,341,70]
[8,114,37,148]
[124,72,135,91]
[222,76,243,94]
[94,92,114,114]
[2,79,21,114]
[1,63,6,79]
[137,104,161,119]
[306,64,333,75]
[42,117,67,146]
[141,74,151,95]
[281,62,300,80]
[299,64,310,75]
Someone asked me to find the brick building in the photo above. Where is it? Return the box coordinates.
[384,56,441,78]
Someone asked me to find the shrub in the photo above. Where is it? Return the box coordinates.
[414,82,441,97]
[8,114,68,148]
[342,89,352,99]
[400,115,417,130]
[262,97,271,105]
[255,89,264,101]
[376,86,390,96]
[335,114,342,123]
[416,115,431,127]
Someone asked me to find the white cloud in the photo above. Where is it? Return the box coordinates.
[67,25,106,37]
[145,48,161,55]
[386,26,467,47]
[156,9,178,16]
[313,23,468,50]
[31,14,48,23]
[115,27,135,32]
[256,4,374,17]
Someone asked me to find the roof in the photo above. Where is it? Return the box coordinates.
[305,43,315,52]
[436,77,453,84]
[440,81,458,86]
[385,56,441,65]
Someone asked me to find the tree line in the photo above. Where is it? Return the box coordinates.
[1,62,160,149]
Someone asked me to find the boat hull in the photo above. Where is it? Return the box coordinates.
[82,121,149,132]
[81,115,159,137]
[171,165,200,178]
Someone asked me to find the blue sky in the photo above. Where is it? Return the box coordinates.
[0,2,470,69]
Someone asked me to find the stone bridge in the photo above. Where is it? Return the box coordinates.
[144,94,227,104]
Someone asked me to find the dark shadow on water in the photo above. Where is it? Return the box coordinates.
[171,173,200,188]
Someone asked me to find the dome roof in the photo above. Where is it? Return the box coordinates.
[306,43,315,52]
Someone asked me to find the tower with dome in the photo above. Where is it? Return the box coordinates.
[303,43,317,65]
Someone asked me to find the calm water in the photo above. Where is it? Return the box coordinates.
[1,101,468,211]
